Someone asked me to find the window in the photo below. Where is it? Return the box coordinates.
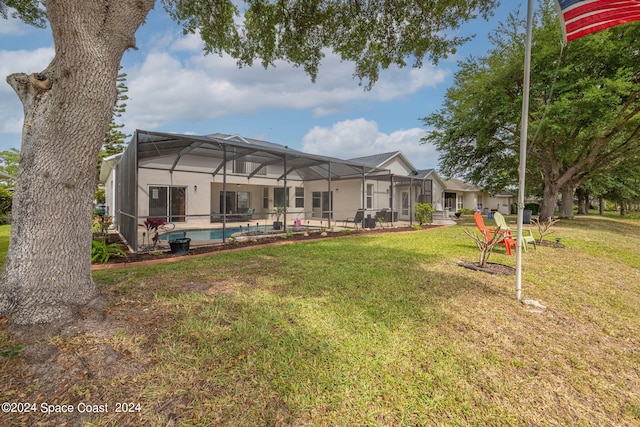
[477,195,483,211]
[457,195,464,210]
[366,184,374,209]
[418,179,433,204]
[295,187,304,208]
[148,186,186,222]
[237,191,250,210]
[233,159,247,174]
[263,188,269,209]
[233,158,266,176]
[273,187,289,207]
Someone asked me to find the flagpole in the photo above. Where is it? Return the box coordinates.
[516,0,534,301]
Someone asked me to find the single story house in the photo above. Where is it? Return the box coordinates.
[442,178,514,215]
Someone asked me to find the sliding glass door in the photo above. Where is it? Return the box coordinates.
[219,191,251,213]
[148,186,186,222]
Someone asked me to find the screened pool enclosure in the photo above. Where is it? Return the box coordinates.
[107,130,435,251]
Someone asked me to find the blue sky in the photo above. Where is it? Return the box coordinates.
[0,2,526,171]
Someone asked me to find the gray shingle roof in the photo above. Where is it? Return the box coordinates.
[445,178,480,192]
[348,152,401,168]
[415,169,435,179]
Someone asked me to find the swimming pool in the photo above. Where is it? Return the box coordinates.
[159,226,269,242]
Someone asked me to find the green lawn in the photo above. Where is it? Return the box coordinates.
[2,215,640,426]
[0,224,9,267]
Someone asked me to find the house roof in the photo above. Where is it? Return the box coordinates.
[348,151,402,168]
[415,168,435,179]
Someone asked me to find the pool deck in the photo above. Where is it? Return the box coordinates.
[131,218,419,252]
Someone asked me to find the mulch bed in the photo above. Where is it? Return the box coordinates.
[457,239,565,275]
[95,225,442,267]
[458,261,516,275]
[537,239,566,248]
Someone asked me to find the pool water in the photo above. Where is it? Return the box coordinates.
[159,226,268,242]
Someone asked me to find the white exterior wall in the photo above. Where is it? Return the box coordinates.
[302,178,393,221]
[486,195,513,215]
[138,168,212,225]
[105,167,116,220]
[462,193,477,211]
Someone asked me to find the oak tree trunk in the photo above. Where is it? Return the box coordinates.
[559,183,575,219]
[599,195,605,215]
[0,0,153,324]
[576,187,588,215]
[539,179,559,221]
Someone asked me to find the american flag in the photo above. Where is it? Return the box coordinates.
[556,0,640,41]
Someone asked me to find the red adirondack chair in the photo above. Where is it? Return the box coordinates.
[473,212,516,256]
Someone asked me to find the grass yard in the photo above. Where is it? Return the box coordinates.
[1,215,639,426]
[0,224,9,267]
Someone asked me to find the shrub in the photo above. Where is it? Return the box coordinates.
[0,187,12,224]
[139,217,167,249]
[524,202,540,215]
[415,203,435,225]
[91,240,127,263]
[530,217,560,244]
[457,208,476,215]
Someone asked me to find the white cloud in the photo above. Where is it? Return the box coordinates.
[0,19,30,35]
[120,30,452,133]
[301,118,440,169]
[0,115,22,134]
[0,47,54,91]
[0,47,54,140]
[170,32,204,52]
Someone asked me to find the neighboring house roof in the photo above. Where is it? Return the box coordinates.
[444,178,480,192]
[99,152,123,183]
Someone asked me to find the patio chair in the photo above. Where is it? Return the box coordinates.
[474,212,515,256]
[240,208,255,221]
[210,211,224,222]
[343,209,365,229]
[493,212,536,252]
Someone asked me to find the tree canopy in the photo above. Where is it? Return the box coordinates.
[0,148,19,187]
[422,0,640,219]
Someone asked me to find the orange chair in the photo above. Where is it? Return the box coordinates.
[473,212,516,255]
